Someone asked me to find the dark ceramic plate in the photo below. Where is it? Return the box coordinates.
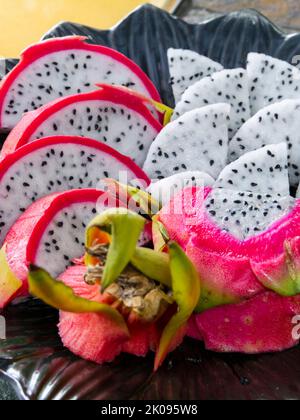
[1,4,300,400]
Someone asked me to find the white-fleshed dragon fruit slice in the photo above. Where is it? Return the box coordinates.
[143,103,230,180]
[247,52,300,115]
[0,135,149,245]
[168,48,223,103]
[148,171,215,206]
[229,99,300,187]
[1,189,112,307]
[0,36,161,131]
[172,68,250,139]
[1,84,162,166]
[215,143,290,196]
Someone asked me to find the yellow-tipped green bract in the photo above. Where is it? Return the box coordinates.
[86,208,145,291]
[155,242,201,371]
[28,265,129,334]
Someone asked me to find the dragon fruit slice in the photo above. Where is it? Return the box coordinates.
[158,184,300,311]
[189,291,300,353]
[0,136,149,245]
[1,85,162,166]
[143,104,230,180]
[148,171,215,206]
[229,99,300,187]
[247,53,300,115]
[215,143,290,196]
[0,36,161,131]
[172,69,250,139]
[168,48,223,103]
[2,189,111,306]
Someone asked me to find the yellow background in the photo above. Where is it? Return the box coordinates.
[0,0,174,57]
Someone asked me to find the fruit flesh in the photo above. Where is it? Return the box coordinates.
[0,136,150,245]
[143,104,230,180]
[168,48,223,103]
[247,53,300,115]
[205,189,294,241]
[215,143,290,196]
[229,99,300,187]
[1,85,162,165]
[0,36,161,130]
[172,69,250,139]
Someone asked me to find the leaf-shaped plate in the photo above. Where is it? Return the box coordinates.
[1,4,300,400]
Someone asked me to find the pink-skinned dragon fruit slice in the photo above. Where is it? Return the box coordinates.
[1,189,113,307]
[188,291,300,354]
[58,264,159,364]
[0,135,150,245]
[1,84,162,166]
[0,36,161,131]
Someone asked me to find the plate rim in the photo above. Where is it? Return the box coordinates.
[1,3,300,401]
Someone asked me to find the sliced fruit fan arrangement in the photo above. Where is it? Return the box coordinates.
[1,36,300,369]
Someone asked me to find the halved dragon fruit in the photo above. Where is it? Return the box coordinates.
[148,171,215,206]
[0,136,149,245]
[159,183,300,317]
[1,189,112,307]
[143,103,230,180]
[215,143,290,196]
[247,53,300,115]
[0,36,161,131]
[157,136,300,314]
[229,99,300,187]
[1,85,162,166]
[168,48,223,103]
[172,69,250,139]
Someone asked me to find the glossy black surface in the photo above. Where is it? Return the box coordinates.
[1,298,300,400]
[1,4,300,400]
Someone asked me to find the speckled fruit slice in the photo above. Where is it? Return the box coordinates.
[0,36,161,131]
